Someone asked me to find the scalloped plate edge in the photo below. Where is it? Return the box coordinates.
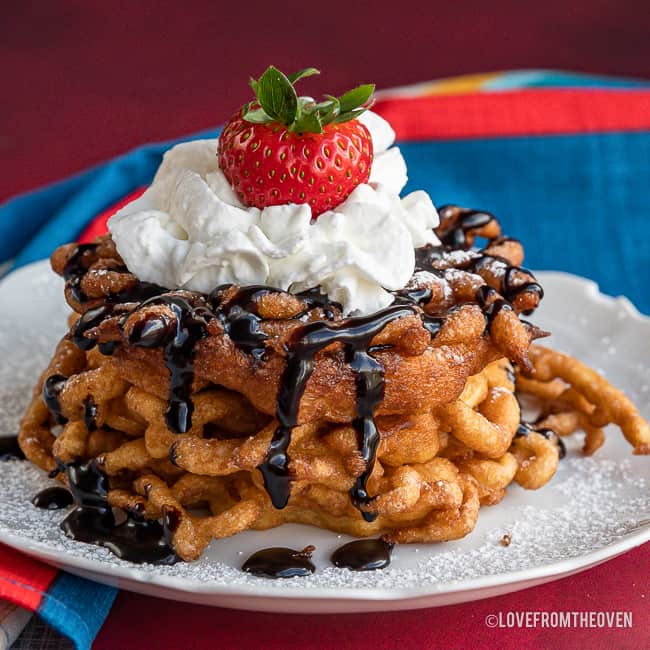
[0,263,648,611]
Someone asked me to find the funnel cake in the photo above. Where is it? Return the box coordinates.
[18,207,650,563]
[17,67,650,568]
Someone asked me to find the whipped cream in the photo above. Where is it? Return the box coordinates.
[108,110,440,314]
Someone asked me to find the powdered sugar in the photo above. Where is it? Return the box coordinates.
[0,454,646,592]
[0,266,67,435]
[0,263,648,600]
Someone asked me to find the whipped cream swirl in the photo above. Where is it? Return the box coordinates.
[109,111,440,314]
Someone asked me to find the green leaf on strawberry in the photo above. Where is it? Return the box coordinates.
[255,66,298,125]
[338,84,375,114]
[243,65,375,134]
[241,107,270,124]
[333,106,375,124]
[287,67,320,84]
[295,109,323,134]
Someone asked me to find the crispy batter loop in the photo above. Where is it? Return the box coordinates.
[17,213,649,562]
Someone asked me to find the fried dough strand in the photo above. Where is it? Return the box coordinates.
[18,336,647,563]
[15,222,649,562]
[517,345,650,455]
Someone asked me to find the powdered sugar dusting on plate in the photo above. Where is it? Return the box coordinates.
[0,263,648,599]
[0,456,646,590]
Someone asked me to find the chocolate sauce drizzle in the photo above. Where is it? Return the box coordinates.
[502,266,544,308]
[83,396,97,432]
[42,375,68,425]
[259,305,415,517]
[437,205,496,249]
[64,242,166,309]
[415,244,544,314]
[59,460,179,564]
[415,203,544,314]
[32,486,73,510]
[72,305,116,351]
[242,546,316,578]
[331,539,394,571]
[515,421,566,459]
[211,285,272,360]
[62,243,100,303]
[127,295,211,433]
[475,285,513,329]
[0,436,26,461]
[59,208,544,521]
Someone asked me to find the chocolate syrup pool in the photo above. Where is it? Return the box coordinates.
[32,486,73,510]
[242,540,393,578]
[0,436,25,461]
[331,539,393,571]
[242,546,316,578]
[59,460,179,565]
[53,213,545,527]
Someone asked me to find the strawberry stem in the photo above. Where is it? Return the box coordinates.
[242,65,375,133]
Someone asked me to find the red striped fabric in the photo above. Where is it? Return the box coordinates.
[77,88,650,244]
[0,544,57,611]
[374,89,650,140]
[78,188,145,243]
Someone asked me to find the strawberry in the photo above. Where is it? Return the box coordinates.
[218,66,375,217]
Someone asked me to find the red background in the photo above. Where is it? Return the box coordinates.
[95,546,649,649]
[2,0,650,201]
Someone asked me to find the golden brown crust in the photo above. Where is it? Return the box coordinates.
[15,209,648,562]
[18,332,647,561]
[518,345,650,455]
[49,231,546,423]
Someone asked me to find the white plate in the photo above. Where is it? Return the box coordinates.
[0,261,648,613]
